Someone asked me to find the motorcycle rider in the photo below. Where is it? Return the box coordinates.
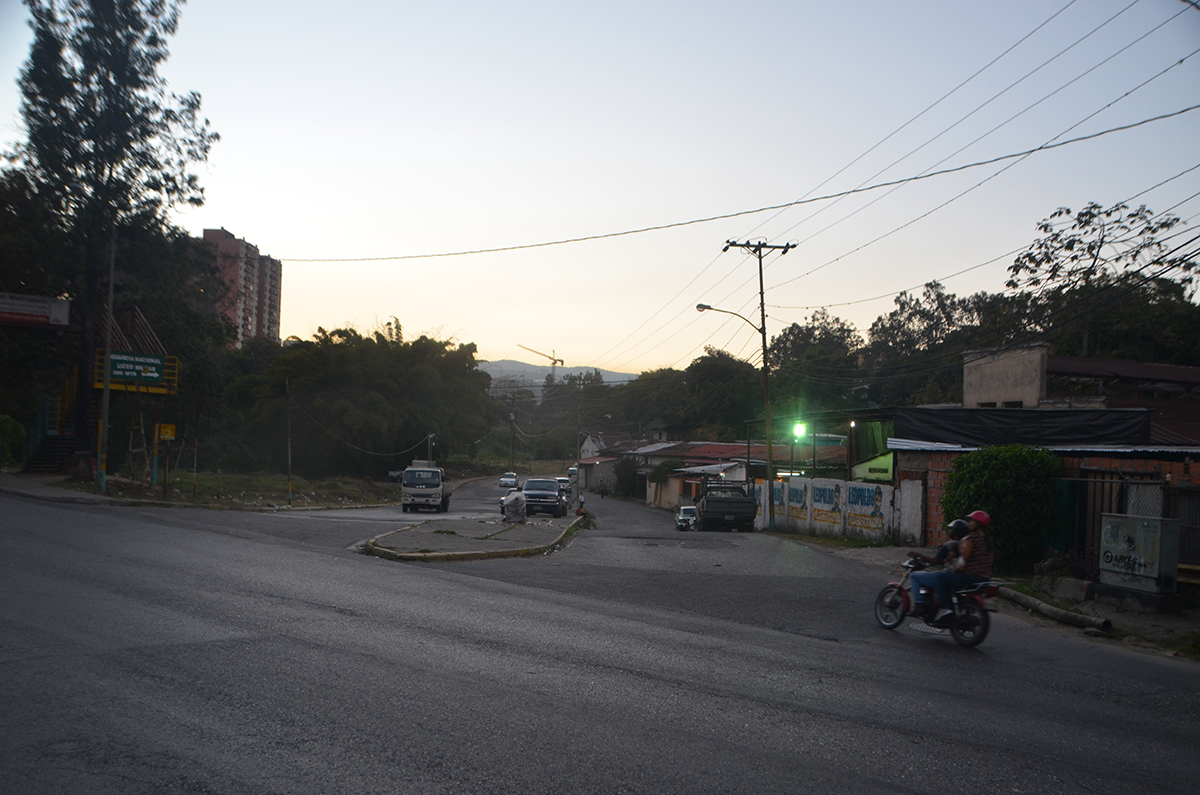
[929,510,994,624]
[907,519,968,617]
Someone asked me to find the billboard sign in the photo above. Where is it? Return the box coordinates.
[0,292,70,326]
[108,352,165,383]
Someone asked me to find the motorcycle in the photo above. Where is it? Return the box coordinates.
[874,557,1000,647]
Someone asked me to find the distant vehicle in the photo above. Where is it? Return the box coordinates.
[499,472,518,488]
[567,465,578,481]
[556,477,571,496]
[398,461,449,513]
[675,505,696,531]
[522,477,568,518]
[696,479,756,532]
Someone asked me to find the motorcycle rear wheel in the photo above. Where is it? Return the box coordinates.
[874,585,907,629]
[950,600,990,647]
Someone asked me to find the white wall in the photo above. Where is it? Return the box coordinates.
[756,477,915,543]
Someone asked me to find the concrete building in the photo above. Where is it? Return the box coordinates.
[203,228,282,347]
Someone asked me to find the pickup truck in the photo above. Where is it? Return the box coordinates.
[696,479,757,532]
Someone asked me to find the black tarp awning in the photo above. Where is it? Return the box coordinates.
[893,408,1152,447]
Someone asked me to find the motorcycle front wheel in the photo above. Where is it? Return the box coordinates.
[874,585,907,629]
[950,600,990,647]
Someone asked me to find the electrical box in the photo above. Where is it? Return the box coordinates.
[1098,513,1179,595]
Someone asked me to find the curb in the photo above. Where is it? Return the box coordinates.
[364,514,586,563]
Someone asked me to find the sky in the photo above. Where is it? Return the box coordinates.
[2,0,1199,377]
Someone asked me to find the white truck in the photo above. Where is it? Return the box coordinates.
[393,460,450,513]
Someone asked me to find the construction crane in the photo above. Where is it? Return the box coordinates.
[518,344,564,382]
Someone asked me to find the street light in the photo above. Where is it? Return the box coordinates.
[699,238,794,530]
[696,303,777,527]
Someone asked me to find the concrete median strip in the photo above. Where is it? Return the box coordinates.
[365,514,585,562]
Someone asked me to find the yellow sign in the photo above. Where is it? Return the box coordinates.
[158,423,175,441]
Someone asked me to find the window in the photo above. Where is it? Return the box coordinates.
[1003,400,1023,408]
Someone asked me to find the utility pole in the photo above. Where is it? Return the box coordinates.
[286,378,293,506]
[722,239,795,530]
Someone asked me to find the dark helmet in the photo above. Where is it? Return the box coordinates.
[947,519,969,539]
[967,510,991,527]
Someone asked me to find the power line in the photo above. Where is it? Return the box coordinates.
[280,106,1200,263]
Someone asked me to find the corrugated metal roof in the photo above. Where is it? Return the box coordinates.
[887,437,1200,454]
[1048,356,1200,385]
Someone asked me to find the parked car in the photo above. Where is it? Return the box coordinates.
[556,477,571,497]
[522,477,568,517]
[675,505,697,531]
[499,472,518,488]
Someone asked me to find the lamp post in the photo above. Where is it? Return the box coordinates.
[97,225,115,495]
[698,239,794,530]
[697,298,775,527]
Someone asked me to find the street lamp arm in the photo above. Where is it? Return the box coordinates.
[695,303,762,334]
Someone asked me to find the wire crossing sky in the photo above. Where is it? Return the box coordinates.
[1,0,1197,374]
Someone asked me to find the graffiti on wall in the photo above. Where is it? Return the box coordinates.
[846,483,886,535]
[787,481,807,521]
[811,481,843,528]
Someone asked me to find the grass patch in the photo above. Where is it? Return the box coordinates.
[433,529,457,536]
[1175,632,1200,661]
[42,471,400,509]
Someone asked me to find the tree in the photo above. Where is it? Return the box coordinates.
[1007,202,1197,357]
[680,347,762,440]
[1007,202,1191,300]
[769,308,863,413]
[14,0,218,476]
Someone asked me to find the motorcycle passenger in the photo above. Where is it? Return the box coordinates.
[908,519,968,617]
[930,510,994,624]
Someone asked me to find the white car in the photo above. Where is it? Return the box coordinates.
[499,472,518,488]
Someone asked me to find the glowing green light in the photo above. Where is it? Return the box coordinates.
[793,422,807,438]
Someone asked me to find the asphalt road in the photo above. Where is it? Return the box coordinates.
[2,485,1198,794]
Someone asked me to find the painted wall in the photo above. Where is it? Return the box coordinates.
[756,477,910,543]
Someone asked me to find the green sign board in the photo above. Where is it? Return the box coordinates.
[109,351,165,383]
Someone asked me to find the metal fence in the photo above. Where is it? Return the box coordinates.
[1049,472,1200,580]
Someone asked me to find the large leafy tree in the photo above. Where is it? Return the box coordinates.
[215,326,494,478]
[679,347,762,440]
[1007,202,1198,359]
[13,0,218,474]
[769,308,863,414]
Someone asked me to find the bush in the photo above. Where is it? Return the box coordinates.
[614,456,639,497]
[0,415,27,468]
[942,445,1061,574]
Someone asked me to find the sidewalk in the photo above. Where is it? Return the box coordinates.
[0,471,121,505]
[365,514,581,561]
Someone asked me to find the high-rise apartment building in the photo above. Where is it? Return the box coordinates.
[203,228,282,347]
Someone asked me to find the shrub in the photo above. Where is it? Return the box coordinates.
[942,445,1061,574]
[0,415,27,468]
[614,456,639,497]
